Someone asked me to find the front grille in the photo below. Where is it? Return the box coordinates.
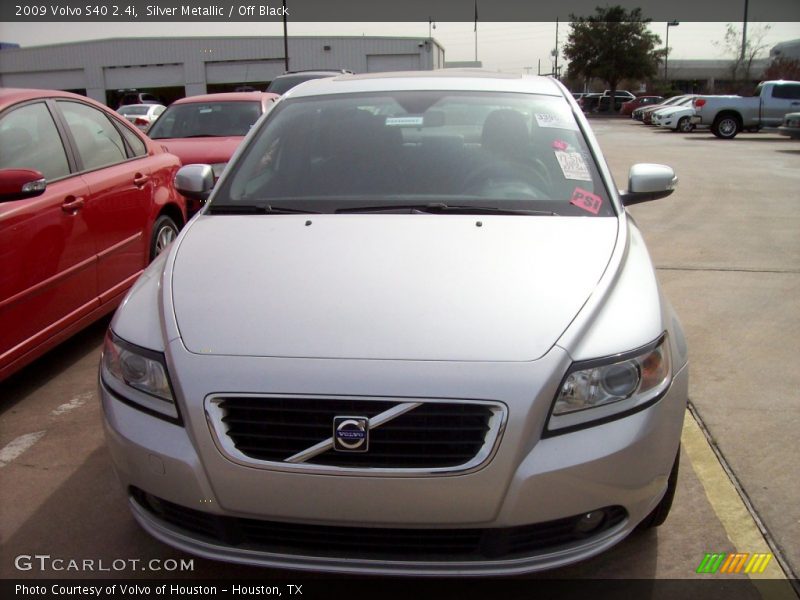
[213,396,499,469]
[132,488,627,561]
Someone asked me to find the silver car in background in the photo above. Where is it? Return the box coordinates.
[100,71,688,576]
[117,103,166,131]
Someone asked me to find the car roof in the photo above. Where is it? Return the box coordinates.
[172,92,278,105]
[284,70,565,99]
[277,70,350,77]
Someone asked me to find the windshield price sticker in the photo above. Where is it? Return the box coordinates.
[535,113,578,130]
[570,187,603,214]
[554,151,592,181]
[385,116,424,127]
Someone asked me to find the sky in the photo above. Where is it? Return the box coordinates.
[1,21,798,74]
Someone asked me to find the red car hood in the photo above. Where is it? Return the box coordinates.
[154,137,243,165]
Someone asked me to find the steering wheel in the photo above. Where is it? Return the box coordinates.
[461,160,551,200]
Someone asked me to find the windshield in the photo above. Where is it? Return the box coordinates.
[215,91,613,217]
[148,101,262,139]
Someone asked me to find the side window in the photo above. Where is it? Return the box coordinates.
[0,101,70,181]
[118,122,147,157]
[772,85,800,100]
[57,100,127,170]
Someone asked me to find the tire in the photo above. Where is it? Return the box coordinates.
[711,114,741,139]
[677,116,694,133]
[149,215,179,262]
[637,449,680,530]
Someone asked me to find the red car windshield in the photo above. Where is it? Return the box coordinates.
[149,101,261,139]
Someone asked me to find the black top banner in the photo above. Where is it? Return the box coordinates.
[3,0,800,22]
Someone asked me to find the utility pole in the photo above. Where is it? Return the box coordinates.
[282,0,289,72]
[741,0,749,63]
[554,18,559,79]
[474,0,478,62]
[665,20,679,82]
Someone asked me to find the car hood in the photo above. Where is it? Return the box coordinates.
[171,214,619,361]
[154,137,243,165]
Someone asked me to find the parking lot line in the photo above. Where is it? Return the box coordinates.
[0,431,46,468]
[682,406,796,597]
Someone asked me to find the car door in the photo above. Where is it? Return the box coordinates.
[0,99,97,374]
[55,99,153,302]
[763,83,800,127]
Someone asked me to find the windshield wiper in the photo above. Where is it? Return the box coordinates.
[336,203,556,216]
[206,204,319,215]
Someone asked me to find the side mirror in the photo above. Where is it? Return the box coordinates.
[0,169,47,202]
[174,164,214,201]
[620,163,678,206]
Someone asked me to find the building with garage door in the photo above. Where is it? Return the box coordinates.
[0,36,445,106]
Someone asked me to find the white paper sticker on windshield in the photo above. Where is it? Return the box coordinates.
[535,113,578,130]
[554,151,592,181]
[385,116,424,127]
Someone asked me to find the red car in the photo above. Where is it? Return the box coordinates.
[0,88,187,381]
[146,92,279,215]
[620,95,664,116]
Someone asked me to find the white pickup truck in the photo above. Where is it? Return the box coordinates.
[691,80,800,139]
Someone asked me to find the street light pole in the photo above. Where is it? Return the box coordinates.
[282,0,289,72]
[665,20,679,83]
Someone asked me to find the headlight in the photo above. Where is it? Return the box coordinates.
[545,335,671,436]
[101,331,180,421]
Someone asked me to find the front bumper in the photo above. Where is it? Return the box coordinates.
[101,351,688,576]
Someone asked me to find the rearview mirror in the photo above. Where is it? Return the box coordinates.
[174,164,214,201]
[620,163,678,206]
[0,169,47,202]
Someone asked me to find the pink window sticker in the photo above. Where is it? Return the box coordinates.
[570,187,603,215]
[552,140,569,151]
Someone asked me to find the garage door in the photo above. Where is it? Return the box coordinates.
[366,54,421,72]
[206,60,285,84]
[103,65,184,89]
[1,69,85,90]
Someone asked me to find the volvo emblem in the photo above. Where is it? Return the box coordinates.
[333,416,369,452]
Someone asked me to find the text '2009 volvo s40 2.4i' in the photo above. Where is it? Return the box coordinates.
[100,71,688,576]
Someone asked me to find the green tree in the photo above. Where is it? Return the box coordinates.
[563,6,661,111]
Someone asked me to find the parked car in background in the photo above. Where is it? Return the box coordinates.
[117,90,161,109]
[652,101,703,133]
[578,92,604,112]
[642,96,694,125]
[597,90,637,112]
[146,91,279,215]
[0,88,186,381]
[621,96,664,116]
[778,112,800,139]
[691,80,800,139]
[118,103,166,131]
[632,95,688,122]
[102,70,688,576]
[266,69,354,95]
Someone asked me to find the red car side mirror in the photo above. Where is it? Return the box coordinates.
[0,169,47,202]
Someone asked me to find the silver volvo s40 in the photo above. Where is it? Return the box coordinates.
[100,71,688,575]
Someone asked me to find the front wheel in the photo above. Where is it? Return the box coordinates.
[677,116,694,133]
[711,114,741,139]
[149,215,179,262]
